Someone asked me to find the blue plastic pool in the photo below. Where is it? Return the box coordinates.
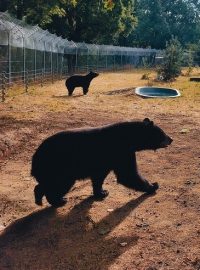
[135,86,181,98]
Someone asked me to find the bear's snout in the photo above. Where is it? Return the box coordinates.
[160,136,173,148]
[168,137,173,144]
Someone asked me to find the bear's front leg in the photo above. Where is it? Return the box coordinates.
[83,87,89,95]
[68,87,75,96]
[45,191,67,208]
[91,173,109,200]
[132,176,159,194]
[114,153,159,194]
[34,184,45,206]
[44,179,75,208]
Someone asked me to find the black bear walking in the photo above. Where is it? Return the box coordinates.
[65,71,99,96]
[31,118,173,207]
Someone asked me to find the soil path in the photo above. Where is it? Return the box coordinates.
[0,71,199,269]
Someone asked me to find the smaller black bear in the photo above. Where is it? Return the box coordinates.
[31,118,173,208]
[65,71,99,96]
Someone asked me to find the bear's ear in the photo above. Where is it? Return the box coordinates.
[143,118,154,126]
[143,118,150,123]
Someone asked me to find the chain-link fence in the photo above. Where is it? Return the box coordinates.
[0,11,161,100]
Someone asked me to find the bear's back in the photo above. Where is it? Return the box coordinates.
[31,127,116,181]
[66,72,98,88]
[66,75,87,88]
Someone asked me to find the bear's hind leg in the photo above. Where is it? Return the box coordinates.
[91,173,109,200]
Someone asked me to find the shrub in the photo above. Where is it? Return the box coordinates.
[158,37,183,81]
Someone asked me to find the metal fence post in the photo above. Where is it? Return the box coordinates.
[96,45,99,72]
[23,36,26,87]
[1,72,6,102]
[52,69,54,84]
[8,32,11,85]
[41,69,44,87]
[87,47,89,73]
[75,47,78,73]
[57,48,59,78]
[43,41,46,76]
[51,45,53,83]
[25,70,29,92]
[34,40,37,82]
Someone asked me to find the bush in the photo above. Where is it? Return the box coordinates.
[158,37,183,81]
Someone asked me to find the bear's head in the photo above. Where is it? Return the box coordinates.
[89,71,99,78]
[141,118,173,151]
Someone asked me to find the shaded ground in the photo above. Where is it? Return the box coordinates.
[0,70,199,270]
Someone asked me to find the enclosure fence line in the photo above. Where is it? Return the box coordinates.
[0,11,161,101]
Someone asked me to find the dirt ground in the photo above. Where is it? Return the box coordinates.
[0,70,199,270]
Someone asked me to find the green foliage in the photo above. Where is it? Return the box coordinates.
[186,41,200,67]
[59,0,136,44]
[103,0,115,10]
[158,37,183,81]
[131,0,200,49]
[132,0,170,49]
[185,50,194,76]
[1,0,136,45]
[2,0,200,50]
[163,0,200,47]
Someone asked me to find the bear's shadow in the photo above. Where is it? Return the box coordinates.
[52,93,84,99]
[0,193,154,269]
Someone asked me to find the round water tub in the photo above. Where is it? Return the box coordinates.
[135,86,181,98]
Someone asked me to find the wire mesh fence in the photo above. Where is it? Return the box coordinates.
[0,11,161,100]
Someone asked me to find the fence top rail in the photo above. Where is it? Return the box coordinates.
[0,11,160,56]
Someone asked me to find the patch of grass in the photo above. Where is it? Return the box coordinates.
[1,69,199,122]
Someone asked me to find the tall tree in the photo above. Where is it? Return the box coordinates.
[45,0,137,44]
[162,0,200,46]
[130,0,170,48]
[131,0,200,49]
[2,0,137,45]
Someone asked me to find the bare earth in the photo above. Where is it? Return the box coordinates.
[0,70,199,270]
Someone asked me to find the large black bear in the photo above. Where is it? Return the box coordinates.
[65,71,99,96]
[31,118,173,207]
